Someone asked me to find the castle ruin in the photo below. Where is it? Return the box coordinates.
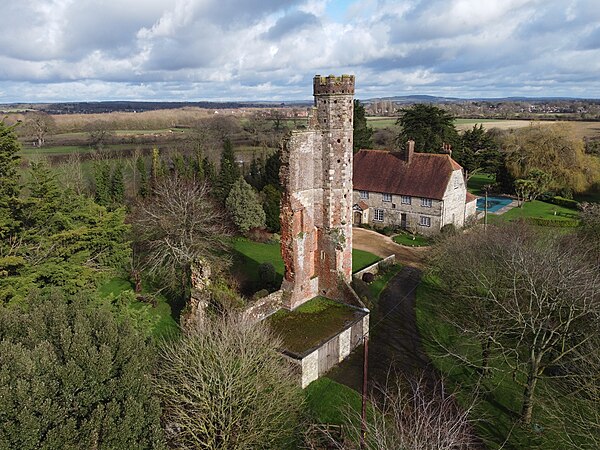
[280,75,355,309]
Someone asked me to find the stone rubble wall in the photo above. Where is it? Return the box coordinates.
[353,254,396,280]
[242,289,284,324]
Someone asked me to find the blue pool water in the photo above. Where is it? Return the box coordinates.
[476,196,513,213]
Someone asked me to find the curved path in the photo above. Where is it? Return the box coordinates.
[352,227,428,268]
[329,266,435,392]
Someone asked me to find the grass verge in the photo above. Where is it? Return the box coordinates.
[98,277,179,340]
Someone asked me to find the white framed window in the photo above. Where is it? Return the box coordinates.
[374,209,384,222]
[401,195,411,205]
[421,198,432,207]
[382,193,392,202]
[419,216,431,227]
[360,190,369,199]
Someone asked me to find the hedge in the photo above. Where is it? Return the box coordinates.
[548,196,579,209]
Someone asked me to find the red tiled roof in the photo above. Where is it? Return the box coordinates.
[353,150,461,200]
[466,192,478,203]
[357,201,369,210]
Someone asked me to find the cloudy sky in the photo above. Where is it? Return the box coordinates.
[1,0,600,102]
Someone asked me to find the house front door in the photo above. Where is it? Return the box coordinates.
[401,213,407,229]
[353,211,362,225]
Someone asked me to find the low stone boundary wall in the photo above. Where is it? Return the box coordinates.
[243,290,283,323]
[353,254,396,280]
[285,312,370,388]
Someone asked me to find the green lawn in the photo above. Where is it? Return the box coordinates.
[489,199,578,225]
[351,248,381,272]
[232,238,380,294]
[467,172,495,195]
[416,276,594,449]
[305,377,362,424]
[393,232,431,247]
[98,277,179,339]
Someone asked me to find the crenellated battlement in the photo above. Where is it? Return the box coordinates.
[313,74,355,95]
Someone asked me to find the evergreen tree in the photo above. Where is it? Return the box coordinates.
[136,155,149,198]
[203,156,216,184]
[455,124,501,175]
[396,104,460,153]
[0,121,21,201]
[216,138,239,201]
[151,147,164,183]
[0,121,22,239]
[263,149,282,190]
[93,161,111,207]
[171,152,186,177]
[23,162,61,229]
[262,184,281,233]
[110,164,125,205]
[246,152,268,190]
[194,148,205,181]
[226,177,266,233]
[0,298,165,449]
[353,99,373,152]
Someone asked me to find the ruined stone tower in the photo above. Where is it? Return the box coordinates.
[280,75,355,310]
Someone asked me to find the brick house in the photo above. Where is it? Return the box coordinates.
[352,141,477,235]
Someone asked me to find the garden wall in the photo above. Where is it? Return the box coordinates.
[352,254,396,280]
[243,290,284,323]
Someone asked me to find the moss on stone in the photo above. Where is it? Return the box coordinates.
[267,297,365,356]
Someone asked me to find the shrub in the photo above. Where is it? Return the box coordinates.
[0,299,165,449]
[155,314,304,449]
[362,272,375,283]
[258,262,277,290]
[252,288,270,301]
[440,223,457,235]
[548,196,579,210]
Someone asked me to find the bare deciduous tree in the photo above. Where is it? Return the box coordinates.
[430,224,600,425]
[23,111,55,147]
[130,176,231,292]
[154,313,304,449]
[315,376,475,450]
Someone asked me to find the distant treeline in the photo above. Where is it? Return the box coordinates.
[1,100,311,115]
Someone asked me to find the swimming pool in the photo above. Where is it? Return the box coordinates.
[476,196,513,213]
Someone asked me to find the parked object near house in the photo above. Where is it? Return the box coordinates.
[352,142,477,235]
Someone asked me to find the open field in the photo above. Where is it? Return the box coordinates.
[366,116,399,129]
[367,116,600,140]
[455,118,600,139]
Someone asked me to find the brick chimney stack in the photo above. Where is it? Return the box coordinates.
[442,143,452,155]
[406,140,415,164]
